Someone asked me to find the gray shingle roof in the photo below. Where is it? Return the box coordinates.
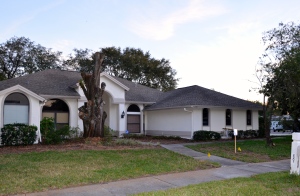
[0,70,262,110]
[145,85,262,110]
[0,69,81,97]
[0,69,163,102]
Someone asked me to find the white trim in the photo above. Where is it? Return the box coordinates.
[0,85,45,102]
[126,101,156,104]
[145,105,261,111]
[127,112,140,115]
[40,95,81,99]
[100,72,130,91]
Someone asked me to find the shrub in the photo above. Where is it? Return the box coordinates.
[228,129,259,139]
[102,126,116,145]
[1,123,37,146]
[69,127,83,139]
[114,138,141,146]
[193,130,221,141]
[40,118,76,144]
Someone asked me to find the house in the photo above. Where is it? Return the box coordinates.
[0,69,262,142]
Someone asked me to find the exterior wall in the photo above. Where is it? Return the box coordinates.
[101,76,125,103]
[210,108,226,131]
[62,98,79,129]
[0,90,43,143]
[206,108,259,132]
[145,108,192,138]
[145,107,260,139]
[252,110,259,130]
[0,95,4,129]
[193,110,202,131]
[232,110,246,130]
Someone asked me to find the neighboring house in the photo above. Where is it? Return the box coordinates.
[0,69,262,142]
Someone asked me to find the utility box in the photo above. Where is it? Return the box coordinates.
[290,133,300,175]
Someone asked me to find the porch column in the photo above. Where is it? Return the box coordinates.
[118,103,126,137]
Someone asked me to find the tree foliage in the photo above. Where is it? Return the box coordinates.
[258,21,300,143]
[64,47,179,91]
[0,36,62,80]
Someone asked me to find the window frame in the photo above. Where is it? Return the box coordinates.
[226,109,232,126]
[202,108,209,126]
[246,110,252,126]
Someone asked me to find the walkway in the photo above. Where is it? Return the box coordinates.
[18,144,290,196]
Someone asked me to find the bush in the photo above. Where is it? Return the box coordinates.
[40,118,77,144]
[228,129,259,139]
[102,126,116,145]
[122,133,145,139]
[193,130,221,141]
[114,138,141,146]
[1,123,37,146]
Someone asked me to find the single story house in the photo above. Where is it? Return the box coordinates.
[0,69,261,142]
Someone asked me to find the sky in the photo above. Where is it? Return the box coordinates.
[1,0,300,103]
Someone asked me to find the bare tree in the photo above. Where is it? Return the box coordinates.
[78,52,106,137]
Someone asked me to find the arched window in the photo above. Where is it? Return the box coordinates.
[127,104,140,133]
[226,109,232,126]
[42,99,69,129]
[4,93,29,125]
[203,108,209,126]
[127,104,140,112]
[247,110,252,125]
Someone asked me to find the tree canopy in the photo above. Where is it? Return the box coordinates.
[64,47,179,91]
[0,37,62,80]
[258,21,300,137]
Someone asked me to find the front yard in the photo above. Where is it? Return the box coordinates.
[186,136,292,162]
[0,146,218,195]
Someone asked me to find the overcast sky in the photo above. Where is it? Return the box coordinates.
[1,0,300,102]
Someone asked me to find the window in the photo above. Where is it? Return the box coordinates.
[226,109,232,126]
[42,99,69,129]
[247,110,252,125]
[4,93,29,125]
[203,108,209,126]
[127,104,140,112]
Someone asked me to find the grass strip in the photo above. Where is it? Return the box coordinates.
[0,148,219,195]
[135,171,300,196]
[186,136,292,162]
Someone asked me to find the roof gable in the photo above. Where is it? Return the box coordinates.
[0,85,45,101]
[100,72,129,91]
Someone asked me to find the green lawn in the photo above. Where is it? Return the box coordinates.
[0,149,219,195]
[135,171,300,196]
[186,136,292,162]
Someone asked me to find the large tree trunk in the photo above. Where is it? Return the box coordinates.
[78,52,107,138]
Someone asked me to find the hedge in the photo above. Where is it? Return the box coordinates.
[193,130,221,141]
[1,123,37,146]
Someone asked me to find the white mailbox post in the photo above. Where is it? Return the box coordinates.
[290,133,300,175]
[234,129,238,153]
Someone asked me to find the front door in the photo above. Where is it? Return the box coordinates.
[127,114,140,133]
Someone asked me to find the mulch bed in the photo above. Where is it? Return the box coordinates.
[0,136,239,155]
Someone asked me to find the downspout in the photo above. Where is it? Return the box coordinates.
[184,108,193,139]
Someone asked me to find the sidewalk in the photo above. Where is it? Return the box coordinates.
[18,144,291,196]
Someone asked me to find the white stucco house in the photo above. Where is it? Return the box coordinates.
[0,69,262,142]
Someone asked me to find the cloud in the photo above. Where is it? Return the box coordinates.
[129,0,227,40]
[48,39,75,59]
